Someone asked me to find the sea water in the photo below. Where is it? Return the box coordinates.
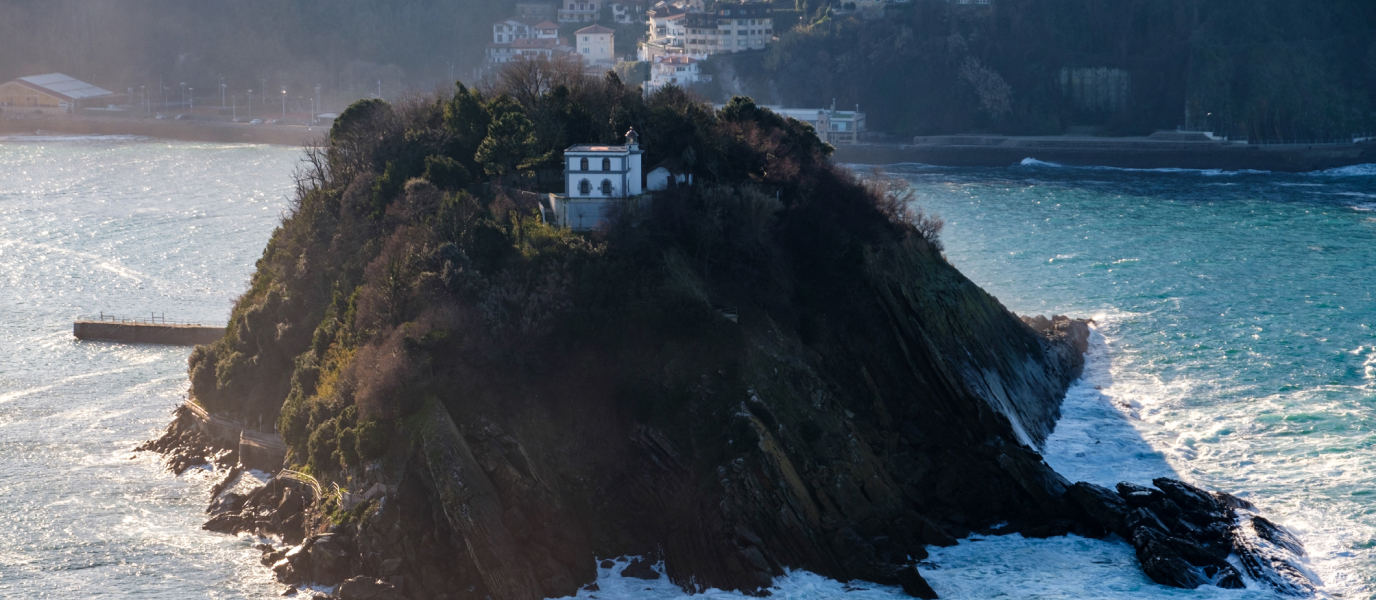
[3,136,1374,600]
[0,135,298,598]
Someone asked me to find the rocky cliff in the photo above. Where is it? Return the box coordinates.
[145,75,1312,599]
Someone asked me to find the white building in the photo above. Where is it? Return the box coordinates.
[559,0,601,23]
[763,106,867,144]
[610,1,645,23]
[647,55,708,90]
[641,0,773,61]
[486,37,576,66]
[576,24,616,64]
[491,19,559,43]
[548,128,647,230]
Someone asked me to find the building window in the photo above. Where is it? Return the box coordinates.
[600,179,613,195]
[579,179,591,195]
[580,157,589,170]
[601,158,611,171]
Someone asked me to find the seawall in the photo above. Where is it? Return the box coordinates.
[74,320,224,346]
[833,137,1376,172]
[178,401,288,472]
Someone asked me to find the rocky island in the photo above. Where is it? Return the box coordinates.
[145,65,1316,599]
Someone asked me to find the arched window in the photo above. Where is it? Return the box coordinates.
[600,179,613,196]
[601,158,611,171]
[578,179,591,196]
[579,157,588,170]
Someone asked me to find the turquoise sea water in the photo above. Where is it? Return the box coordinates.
[886,160,1376,598]
[3,134,1374,599]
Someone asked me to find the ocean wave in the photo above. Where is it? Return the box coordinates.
[1018,158,1272,176]
[1309,163,1376,177]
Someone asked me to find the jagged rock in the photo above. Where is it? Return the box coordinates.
[207,492,246,518]
[599,559,614,569]
[262,549,287,567]
[334,576,407,600]
[897,565,938,599]
[1071,478,1306,593]
[1115,482,1163,507]
[1065,482,1130,539]
[309,534,353,583]
[1152,478,1223,515]
[280,585,298,597]
[1233,516,1316,596]
[202,512,244,534]
[620,557,660,580]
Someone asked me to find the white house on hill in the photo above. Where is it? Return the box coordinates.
[547,128,646,230]
[576,24,616,64]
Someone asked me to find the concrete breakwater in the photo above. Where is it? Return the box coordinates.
[834,136,1376,172]
[74,315,224,346]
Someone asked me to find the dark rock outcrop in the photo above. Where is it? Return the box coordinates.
[1070,477,1313,595]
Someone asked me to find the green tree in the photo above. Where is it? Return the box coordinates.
[475,111,538,179]
[443,82,490,164]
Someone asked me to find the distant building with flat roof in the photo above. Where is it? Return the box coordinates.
[766,105,868,144]
[0,73,114,112]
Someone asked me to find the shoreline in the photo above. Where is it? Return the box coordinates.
[7,115,1373,173]
[832,136,1376,172]
[0,114,322,146]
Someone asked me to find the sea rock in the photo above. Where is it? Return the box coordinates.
[334,576,407,600]
[207,491,246,518]
[619,557,660,580]
[1065,482,1130,539]
[308,534,353,583]
[897,565,939,599]
[1233,516,1315,596]
[1072,478,1304,593]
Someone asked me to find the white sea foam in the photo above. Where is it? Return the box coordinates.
[1043,327,1177,486]
[1017,157,1273,176]
[1309,163,1376,177]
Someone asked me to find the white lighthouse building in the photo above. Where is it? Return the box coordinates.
[548,128,647,230]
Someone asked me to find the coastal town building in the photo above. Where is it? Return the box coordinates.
[492,18,560,43]
[484,18,573,72]
[640,0,773,61]
[769,106,867,144]
[610,1,647,24]
[0,73,113,113]
[576,25,616,64]
[559,1,601,23]
[516,1,558,20]
[548,128,646,230]
[486,37,576,66]
[646,158,692,190]
[647,55,708,90]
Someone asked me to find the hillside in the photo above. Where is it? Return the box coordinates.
[719,0,1376,140]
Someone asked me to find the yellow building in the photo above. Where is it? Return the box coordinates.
[0,73,114,112]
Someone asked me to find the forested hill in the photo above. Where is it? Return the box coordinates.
[0,0,513,104]
[720,0,1376,140]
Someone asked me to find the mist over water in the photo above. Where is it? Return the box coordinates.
[3,135,1374,599]
[0,136,298,598]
